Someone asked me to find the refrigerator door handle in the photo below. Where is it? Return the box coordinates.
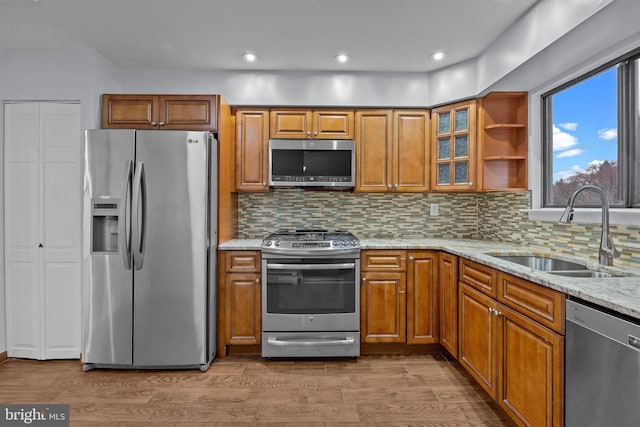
[132,161,147,270]
[119,160,133,270]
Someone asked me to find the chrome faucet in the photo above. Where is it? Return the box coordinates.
[559,185,620,266]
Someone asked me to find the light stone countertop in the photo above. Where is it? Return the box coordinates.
[218,238,640,320]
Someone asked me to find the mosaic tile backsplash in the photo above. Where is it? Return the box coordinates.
[238,189,640,269]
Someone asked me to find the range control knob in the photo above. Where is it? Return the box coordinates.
[274,240,280,246]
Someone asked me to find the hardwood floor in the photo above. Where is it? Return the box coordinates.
[0,354,515,426]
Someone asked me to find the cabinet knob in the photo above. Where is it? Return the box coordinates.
[394,184,399,188]
[387,184,392,189]
[255,278,260,283]
[158,121,165,127]
[362,277,367,282]
[150,121,157,126]
[409,256,415,261]
[262,182,267,186]
[468,182,473,186]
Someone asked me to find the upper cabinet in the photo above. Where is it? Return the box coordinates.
[270,109,354,139]
[355,109,430,192]
[235,109,270,192]
[102,94,219,131]
[430,100,477,192]
[478,92,528,191]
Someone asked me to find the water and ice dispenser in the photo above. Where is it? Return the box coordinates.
[91,199,120,253]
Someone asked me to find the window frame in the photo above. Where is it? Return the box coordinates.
[541,49,640,209]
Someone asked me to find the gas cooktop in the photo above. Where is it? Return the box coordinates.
[261,229,360,253]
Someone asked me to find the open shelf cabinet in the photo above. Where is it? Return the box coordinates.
[478,92,528,191]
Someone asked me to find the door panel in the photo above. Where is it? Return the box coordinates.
[133,131,208,366]
[83,129,135,365]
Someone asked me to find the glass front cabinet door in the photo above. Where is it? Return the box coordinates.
[431,100,477,191]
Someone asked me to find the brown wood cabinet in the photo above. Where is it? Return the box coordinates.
[458,258,565,427]
[407,251,439,344]
[431,100,477,192]
[217,251,262,357]
[235,109,270,191]
[360,250,438,344]
[355,110,430,192]
[478,92,528,191]
[361,250,406,343]
[270,109,354,139]
[102,94,219,131]
[438,252,458,358]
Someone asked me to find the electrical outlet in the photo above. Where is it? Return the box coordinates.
[430,203,439,216]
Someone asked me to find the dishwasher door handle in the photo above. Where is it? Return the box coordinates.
[629,335,640,350]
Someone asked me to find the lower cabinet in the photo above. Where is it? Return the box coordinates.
[458,258,565,427]
[217,251,262,357]
[439,252,458,358]
[360,250,438,344]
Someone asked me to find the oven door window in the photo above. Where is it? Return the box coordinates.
[266,261,356,314]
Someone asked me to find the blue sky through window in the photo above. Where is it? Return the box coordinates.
[551,67,618,183]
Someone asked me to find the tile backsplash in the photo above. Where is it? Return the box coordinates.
[238,189,640,269]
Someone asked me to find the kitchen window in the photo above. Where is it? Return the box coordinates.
[542,50,640,209]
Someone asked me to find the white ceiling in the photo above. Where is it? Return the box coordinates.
[0,0,540,72]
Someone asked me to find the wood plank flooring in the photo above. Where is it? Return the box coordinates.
[0,354,516,426]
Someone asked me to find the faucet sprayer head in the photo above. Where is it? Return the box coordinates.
[559,206,574,224]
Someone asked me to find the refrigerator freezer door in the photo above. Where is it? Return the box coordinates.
[82,129,135,365]
[133,131,209,366]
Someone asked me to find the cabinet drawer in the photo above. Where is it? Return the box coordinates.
[225,251,261,273]
[459,258,497,297]
[498,272,565,334]
[362,250,406,271]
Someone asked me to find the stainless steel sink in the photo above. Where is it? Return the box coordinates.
[491,255,587,271]
[548,270,623,278]
[490,254,629,278]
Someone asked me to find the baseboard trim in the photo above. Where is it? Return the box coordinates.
[0,351,7,364]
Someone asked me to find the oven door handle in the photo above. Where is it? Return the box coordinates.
[266,337,356,347]
[267,263,355,270]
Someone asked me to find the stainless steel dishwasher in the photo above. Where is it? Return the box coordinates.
[565,299,640,427]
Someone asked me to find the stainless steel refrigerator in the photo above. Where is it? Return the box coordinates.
[82,129,217,371]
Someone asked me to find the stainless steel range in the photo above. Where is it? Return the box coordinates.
[261,229,360,358]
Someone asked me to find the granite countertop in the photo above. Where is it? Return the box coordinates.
[218,238,640,320]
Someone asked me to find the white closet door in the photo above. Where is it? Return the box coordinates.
[40,103,81,359]
[4,102,81,360]
[5,103,42,359]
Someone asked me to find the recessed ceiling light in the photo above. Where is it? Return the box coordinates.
[242,52,258,63]
[431,51,446,61]
[334,53,349,64]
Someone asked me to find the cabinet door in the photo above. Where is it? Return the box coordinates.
[312,110,354,139]
[459,283,499,398]
[393,111,430,192]
[226,273,261,345]
[439,252,458,358]
[235,109,270,191]
[431,100,477,191]
[361,272,406,343]
[407,251,438,344]
[158,95,218,131]
[102,94,158,129]
[355,110,393,192]
[499,305,564,427]
[270,109,312,138]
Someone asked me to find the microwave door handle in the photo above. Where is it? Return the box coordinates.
[119,160,133,270]
[267,263,355,270]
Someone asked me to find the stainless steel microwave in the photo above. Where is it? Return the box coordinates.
[268,139,355,188]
